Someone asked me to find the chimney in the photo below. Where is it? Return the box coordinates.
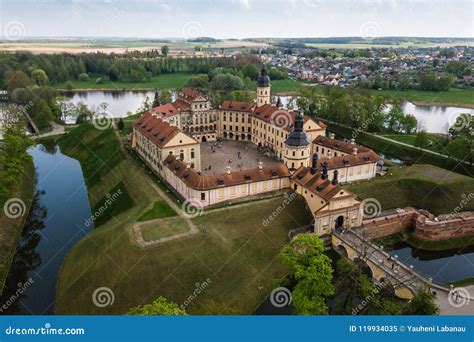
[258,161,263,170]
[226,166,231,174]
[321,161,329,180]
[330,133,335,139]
[332,170,339,185]
[352,147,358,155]
[186,163,191,169]
[350,138,355,145]
[310,153,318,175]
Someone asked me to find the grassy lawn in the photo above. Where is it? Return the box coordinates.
[383,134,449,155]
[53,73,192,91]
[137,200,176,222]
[141,217,188,241]
[345,164,474,216]
[56,194,312,315]
[0,159,35,294]
[55,123,313,315]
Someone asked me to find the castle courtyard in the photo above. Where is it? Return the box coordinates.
[200,139,282,175]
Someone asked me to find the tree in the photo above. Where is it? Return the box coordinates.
[161,45,169,56]
[31,69,49,86]
[152,90,160,107]
[117,117,125,131]
[279,234,334,315]
[65,81,74,91]
[4,70,32,93]
[127,296,187,315]
[158,90,172,105]
[0,134,34,205]
[79,73,90,82]
[400,114,418,134]
[186,74,209,91]
[414,131,430,148]
[447,113,473,164]
[403,287,439,315]
[210,74,244,93]
[241,63,259,80]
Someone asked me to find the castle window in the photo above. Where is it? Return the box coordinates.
[191,149,195,158]
[201,193,206,201]
[180,150,184,160]
[292,151,295,157]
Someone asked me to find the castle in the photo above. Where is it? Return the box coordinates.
[132,67,380,235]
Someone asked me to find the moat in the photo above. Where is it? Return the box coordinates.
[0,143,93,314]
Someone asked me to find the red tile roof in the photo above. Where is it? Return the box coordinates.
[134,112,196,148]
[172,98,191,111]
[313,136,371,154]
[252,104,319,132]
[179,87,207,102]
[317,150,380,169]
[291,166,355,201]
[164,155,290,191]
[220,101,256,112]
[150,103,178,117]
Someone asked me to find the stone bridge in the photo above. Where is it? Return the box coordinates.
[332,229,450,300]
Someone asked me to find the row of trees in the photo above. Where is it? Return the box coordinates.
[0,115,34,206]
[298,87,418,134]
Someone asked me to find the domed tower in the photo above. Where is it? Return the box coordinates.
[256,66,271,106]
[283,110,311,172]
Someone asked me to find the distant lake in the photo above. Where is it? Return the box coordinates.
[63,91,473,133]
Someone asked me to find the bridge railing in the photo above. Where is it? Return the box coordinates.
[333,229,450,294]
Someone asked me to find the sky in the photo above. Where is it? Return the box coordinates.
[0,0,473,39]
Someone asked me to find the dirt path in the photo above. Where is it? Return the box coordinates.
[113,128,199,247]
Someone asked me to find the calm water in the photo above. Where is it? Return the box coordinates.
[65,90,155,119]
[387,242,474,285]
[0,143,93,314]
[64,91,473,134]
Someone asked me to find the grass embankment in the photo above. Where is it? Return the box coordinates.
[374,231,474,252]
[345,163,474,216]
[326,122,474,177]
[382,134,449,155]
[0,159,35,294]
[55,123,313,314]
